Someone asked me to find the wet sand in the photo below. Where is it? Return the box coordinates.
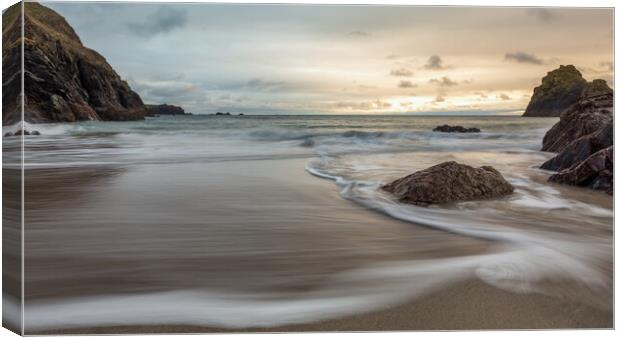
[14,141,613,333]
[38,278,612,334]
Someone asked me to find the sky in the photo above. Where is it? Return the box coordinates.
[45,2,614,115]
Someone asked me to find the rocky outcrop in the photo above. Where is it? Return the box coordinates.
[522,65,611,117]
[433,125,481,133]
[549,146,613,195]
[538,85,614,194]
[146,104,186,116]
[541,122,612,171]
[382,161,514,205]
[541,92,613,153]
[2,3,147,125]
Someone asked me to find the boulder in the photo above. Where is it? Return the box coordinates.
[2,3,147,125]
[549,146,613,195]
[432,125,481,133]
[382,161,514,205]
[541,91,613,152]
[541,122,612,171]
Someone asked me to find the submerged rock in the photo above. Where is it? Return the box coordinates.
[382,161,514,205]
[549,146,613,195]
[432,125,480,133]
[4,128,41,137]
[299,138,315,147]
[2,3,147,125]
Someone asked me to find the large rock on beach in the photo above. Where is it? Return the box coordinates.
[541,122,612,171]
[2,3,147,125]
[522,65,611,117]
[549,146,613,195]
[382,161,514,205]
[432,125,480,133]
[541,91,613,153]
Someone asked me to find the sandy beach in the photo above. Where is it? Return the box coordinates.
[39,279,612,334]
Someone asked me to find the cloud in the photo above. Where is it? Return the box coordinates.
[528,8,557,22]
[245,78,288,91]
[128,7,188,37]
[433,95,446,103]
[424,55,445,70]
[398,80,416,88]
[386,54,399,60]
[504,51,544,65]
[335,99,391,110]
[348,30,371,38]
[499,93,511,100]
[390,68,414,77]
[474,91,488,99]
[429,77,458,87]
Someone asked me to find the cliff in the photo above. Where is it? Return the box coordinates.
[2,2,147,125]
[145,104,187,116]
[522,65,611,117]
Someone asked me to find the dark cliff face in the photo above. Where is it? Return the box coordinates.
[522,65,612,117]
[2,3,147,125]
[145,104,186,115]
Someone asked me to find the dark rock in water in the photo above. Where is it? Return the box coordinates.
[2,3,147,125]
[541,122,612,171]
[549,146,613,195]
[145,104,186,116]
[522,65,612,117]
[433,125,480,133]
[215,112,231,116]
[299,138,315,147]
[4,129,41,136]
[238,113,244,116]
[382,161,514,205]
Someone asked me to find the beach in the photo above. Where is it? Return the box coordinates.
[1,115,613,333]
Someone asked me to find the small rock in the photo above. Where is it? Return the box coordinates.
[382,161,514,205]
[4,132,13,137]
[14,129,30,136]
[300,138,315,147]
[433,125,481,133]
[31,130,41,135]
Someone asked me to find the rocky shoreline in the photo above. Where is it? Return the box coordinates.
[383,65,613,205]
